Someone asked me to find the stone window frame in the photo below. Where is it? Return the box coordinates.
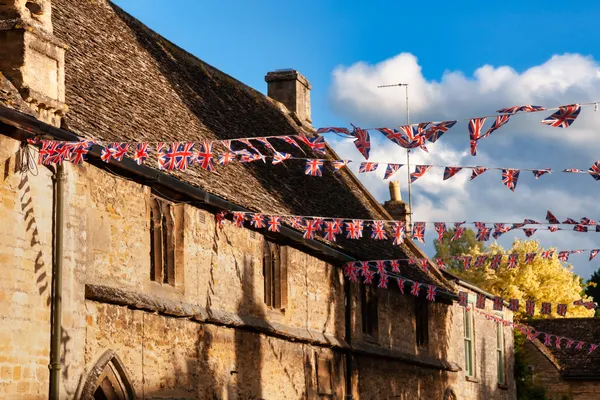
[496,311,506,386]
[360,284,379,343]
[149,194,184,288]
[262,239,288,312]
[463,293,477,380]
[415,295,429,348]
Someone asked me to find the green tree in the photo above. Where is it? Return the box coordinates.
[584,267,600,317]
[433,228,485,270]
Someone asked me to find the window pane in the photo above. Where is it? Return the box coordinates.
[497,351,504,384]
[464,339,472,376]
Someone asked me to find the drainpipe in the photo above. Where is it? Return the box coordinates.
[344,278,353,400]
[49,163,64,400]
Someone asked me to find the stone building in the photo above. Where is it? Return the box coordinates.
[522,318,600,400]
[0,0,515,399]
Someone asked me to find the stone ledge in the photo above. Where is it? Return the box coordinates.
[85,283,460,371]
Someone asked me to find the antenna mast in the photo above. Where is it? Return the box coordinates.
[377,83,412,228]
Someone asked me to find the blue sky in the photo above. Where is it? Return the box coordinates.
[113,0,600,279]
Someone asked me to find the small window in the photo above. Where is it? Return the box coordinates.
[149,195,183,286]
[497,317,505,385]
[415,296,429,347]
[263,240,287,310]
[316,356,333,396]
[361,284,378,340]
[464,299,476,378]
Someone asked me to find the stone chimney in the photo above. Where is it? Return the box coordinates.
[383,181,410,223]
[0,0,68,127]
[265,69,312,127]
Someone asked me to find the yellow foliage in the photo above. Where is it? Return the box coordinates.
[450,239,595,320]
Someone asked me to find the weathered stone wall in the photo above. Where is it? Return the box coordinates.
[0,135,54,399]
[523,341,600,400]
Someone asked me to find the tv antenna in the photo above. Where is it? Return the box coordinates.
[377,83,412,228]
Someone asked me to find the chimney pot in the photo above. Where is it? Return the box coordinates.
[389,181,401,202]
[265,69,312,126]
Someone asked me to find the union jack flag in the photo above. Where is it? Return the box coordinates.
[575,341,584,351]
[305,159,323,176]
[434,222,447,242]
[541,104,581,128]
[410,281,421,297]
[359,261,371,276]
[507,253,519,269]
[558,251,570,262]
[549,225,559,232]
[254,137,275,151]
[287,216,304,230]
[525,253,536,264]
[275,136,305,153]
[443,166,462,180]
[38,141,61,165]
[493,296,504,311]
[303,219,320,239]
[519,105,546,113]
[236,139,262,156]
[272,151,291,165]
[588,161,600,181]
[358,162,378,173]
[316,127,351,135]
[250,213,265,229]
[297,135,326,155]
[590,249,600,261]
[109,143,129,162]
[218,152,235,166]
[496,105,521,114]
[470,167,489,181]
[100,143,117,163]
[411,222,426,243]
[434,258,446,269]
[574,224,588,232]
[501,168,520,191]
[390,260,400,273]
[391,221,406,245]
[482,114,511,138]
[543,334,553,347]
[267,216,282,232]
[565,339,575,349]
[523,228,537,237]
[351,126,371,159]
[363,269,375,284]
[476,293,486,309]
[324,221,337,242]
[375,260,387,275]
[563,217,577,224]
[345,220,364,240]
[525,329,540,341]
[459,292,468,307]
[541,250,554,259]
[493,223,510,239]
[160,142,195,171]
[509,299,519,312]
[343,263,359,281]
[490,254,503,270]
[581,217,596,225]
[397,278,406,294]
[333,218,344,234]
[532,169,551,179]
[451,226,466,241]
[418,258,429,274]
[563,168,583,173]
[426,285,437,301]
[462,256,472,270]
[384,163,402,180]
[424,120,457,142]
[232,212,245,228]
[557,304,567,317]
[410,165,433,183]
[476,227,491,241]
[195,142,214,171]
[511,223,524,231]
[332,159,349,172]
[474,255,488,268]
[378,273,389,289]
[541,302,552,315]
[526,300,536,316]
[215,211,227,229]
[589,344,599,354]
[133,143,150,165]
[545,211,559,224]
[468,117,487,155]
[370,221,387,240]
[377,127,409,148]
[66,141,91,164]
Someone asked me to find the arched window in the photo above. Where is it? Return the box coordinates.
[79,350,135,400]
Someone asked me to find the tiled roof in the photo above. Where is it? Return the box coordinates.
[41,0,451,289]
[528,318,600,378]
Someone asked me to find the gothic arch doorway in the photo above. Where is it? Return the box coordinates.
[79,350,136,400]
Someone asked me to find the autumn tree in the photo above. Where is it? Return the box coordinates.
[446,239,594,319]
[585,267,600,317]
[433,228,485,270]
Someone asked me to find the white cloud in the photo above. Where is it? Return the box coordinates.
[327,53,600,278]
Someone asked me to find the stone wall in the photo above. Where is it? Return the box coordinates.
[523,341,600,400]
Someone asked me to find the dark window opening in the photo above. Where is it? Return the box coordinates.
[361,284,378,340]
[149,195,182,286]
[317,356,334,396]
[415,296,429,347]
[263,240,287,311]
